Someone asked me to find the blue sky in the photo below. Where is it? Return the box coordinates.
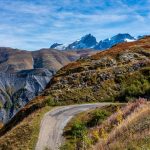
[0,0,150,50]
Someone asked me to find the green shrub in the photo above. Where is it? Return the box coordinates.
[87,110,110,127]
[46,96,61,106]
[70,120,87,138]
[118,73,150,101]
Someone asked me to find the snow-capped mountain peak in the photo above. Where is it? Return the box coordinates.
[94,33,136,50]
[66,34,97,50]
[50,33,141,51]
[110,33,135,42]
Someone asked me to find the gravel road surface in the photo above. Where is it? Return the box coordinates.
[35,103,111,150]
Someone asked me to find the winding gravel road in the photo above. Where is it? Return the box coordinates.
[35,103,111,150]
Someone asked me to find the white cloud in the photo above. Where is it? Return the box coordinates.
[0,0,149,50]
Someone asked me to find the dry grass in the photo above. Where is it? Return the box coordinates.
[0,96,47,137]
[0,106,51,150]
[88,100,145,139]
[94,99,150,150]
[61,100,149,150]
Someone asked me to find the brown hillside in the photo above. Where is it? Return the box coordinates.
[0,47,95,73]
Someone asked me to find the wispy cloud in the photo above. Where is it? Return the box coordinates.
[0,0,149,50]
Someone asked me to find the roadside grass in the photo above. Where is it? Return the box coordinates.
[61,99,149,150]
[95,99,150,150]
[60,104,121,150]
[0,106,51,150]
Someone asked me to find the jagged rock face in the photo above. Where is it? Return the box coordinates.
[50,43,63,49]
[0,69,54,123]
[50,33,137,50]
[66,34,97,50]
[94,33,136,50]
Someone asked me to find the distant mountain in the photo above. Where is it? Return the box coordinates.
[50,43,63,49]
[66,34,97,50]
[0,47,96,123]
[94,33,136,50]
[50,43,67,50]
[50,33,137,50]
[50,34,97,50]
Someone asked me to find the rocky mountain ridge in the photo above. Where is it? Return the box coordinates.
[50,33,137,50]
[0,35,149,124]
[0,69,53,123]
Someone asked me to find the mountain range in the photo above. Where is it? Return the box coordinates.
[50,33,138,50]
[0,35,149,150]
[0,33,145,123]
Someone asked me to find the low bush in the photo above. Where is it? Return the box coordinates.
[87,110,110,127]
[70,120,87,138]
[118,73,150,101]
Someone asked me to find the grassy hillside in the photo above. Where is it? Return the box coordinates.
[0,47,96,124]
[95,100,150,150]
[44,36,150,104]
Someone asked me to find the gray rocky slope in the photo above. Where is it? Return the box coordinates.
[0,69,54,123]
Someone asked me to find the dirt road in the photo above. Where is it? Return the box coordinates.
[35,103,111,150]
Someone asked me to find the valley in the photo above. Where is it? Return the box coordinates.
[0,33,137,123]
[0,35,149,150]
[0,47,95,123]
[0,1,150,149]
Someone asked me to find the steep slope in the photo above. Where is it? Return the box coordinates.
[0,47,95,73]
[0,69,53,123]
[0,48,79,73]
[94,101,150,150]
[45,36,150,104]
[0,47,33,73]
